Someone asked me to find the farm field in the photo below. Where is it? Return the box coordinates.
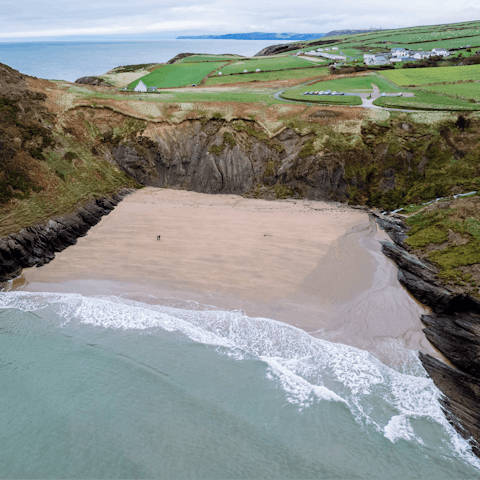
[67,84,284,105]
[420,83,480,101]
[128,62,227,89]
[382,65,480,86]
[283,74,403,98]
[216,55,310,75]
[281,93,362,105]
[204,66,329,85]
[372,90,480,110]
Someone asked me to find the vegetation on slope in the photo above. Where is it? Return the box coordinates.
[0,63,139,236]
[404,195,480,295]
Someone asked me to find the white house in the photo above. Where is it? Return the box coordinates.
[413,51,431,60]
[373,55,389,65]
[134,80,147,92]
[389,57,402,63]
[391,48,412,58]
[431,48,449,57]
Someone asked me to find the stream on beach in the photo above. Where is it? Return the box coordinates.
[1,289,479,478]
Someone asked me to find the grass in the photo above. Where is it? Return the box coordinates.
[420,83,480,101]
[404,197,480,291]
[129,62,227,89]
[216,55,312,75]
[285,74,404,95]
[373,91,480,110]
[280,93,362,105]
[382,65,480,86]
[0,136,139,236]
[204,67,329,85]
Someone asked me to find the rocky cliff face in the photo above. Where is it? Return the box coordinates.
[107,119,350,201]
[376,214,480,457]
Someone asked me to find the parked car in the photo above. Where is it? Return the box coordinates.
[319,91,325,95]
[314,91,319,94]
[325,90,332,95]
[381,92,386,97]
[191,84,197,87]
[397,92,403,97]
[332,91,338,95]
[339,92,345,95]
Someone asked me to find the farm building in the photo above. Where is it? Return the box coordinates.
[134,80,147,92]
[431,48,450,57]
[391,48,410,58]
[413,51,431,59]
[364,53,389,65]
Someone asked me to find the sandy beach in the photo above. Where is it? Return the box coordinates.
[20,187,438,362]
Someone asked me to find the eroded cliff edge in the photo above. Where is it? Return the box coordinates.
[376,214,480,456]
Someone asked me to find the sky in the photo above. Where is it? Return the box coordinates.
[1,0,479,41]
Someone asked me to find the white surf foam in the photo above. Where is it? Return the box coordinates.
[1,290,479,468]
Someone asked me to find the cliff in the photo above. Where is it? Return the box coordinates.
[375,214,480,456]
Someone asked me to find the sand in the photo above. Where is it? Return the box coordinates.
[20,188,438,363]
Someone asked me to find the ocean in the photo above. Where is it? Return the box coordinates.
[0,291,479,478]
[0,40,281,82]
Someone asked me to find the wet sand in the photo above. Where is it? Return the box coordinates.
[19,188,438,363]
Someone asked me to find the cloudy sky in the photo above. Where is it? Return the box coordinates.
[1,0,479,41]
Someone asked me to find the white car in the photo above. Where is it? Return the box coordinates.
[397,92,403,97]
[332,91,338,95]
[319,91,325,95]
[325,90,332,95]
[381,92,386,97]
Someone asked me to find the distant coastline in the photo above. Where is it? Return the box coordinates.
[176,32,325,40]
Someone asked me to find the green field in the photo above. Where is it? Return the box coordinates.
[372,90,480,110]
[204,66,328,85]
[283,74,403,98]
[216,56,311,75]
[420,83,480,101]
[178,54,244,63]
[129,62,227,89]
[382,64,480,86]
[68,84,284,105]
[280,94,362,105]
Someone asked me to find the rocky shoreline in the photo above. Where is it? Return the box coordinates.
[374,213,480,457]
[0,189,133,286]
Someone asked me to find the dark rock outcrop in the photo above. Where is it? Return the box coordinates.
[375,214,480,456]
[108,121,351,201]
[0,189,132,285]
[74,76,113,87]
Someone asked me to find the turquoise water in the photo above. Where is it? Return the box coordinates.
[0,40,280,82]
[0,291,479,478]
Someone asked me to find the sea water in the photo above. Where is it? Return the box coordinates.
[0,291,479,478]
[0,40,280,82]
